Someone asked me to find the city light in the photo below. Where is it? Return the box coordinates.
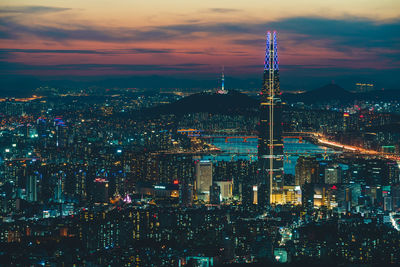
[0,4,398,265]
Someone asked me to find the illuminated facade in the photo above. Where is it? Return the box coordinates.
[195,160,213,202]
[295,156,320,185]
[258,31,284,206]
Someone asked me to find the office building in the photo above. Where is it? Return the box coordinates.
[324,164,342,184]
[295,156,319,185]
[215,181,233,201]
[195,160,213,202]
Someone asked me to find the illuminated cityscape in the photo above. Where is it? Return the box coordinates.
[0,1,400,266]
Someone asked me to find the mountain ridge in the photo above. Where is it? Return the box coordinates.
[145,90,258,116]
[143,83,400,116]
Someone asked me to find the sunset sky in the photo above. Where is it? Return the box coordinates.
[1,0,399,92]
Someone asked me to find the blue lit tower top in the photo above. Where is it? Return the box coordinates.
[264,31,278,71]
[262,31,280,97]
[273,31,278,71]
[264,32,271,71]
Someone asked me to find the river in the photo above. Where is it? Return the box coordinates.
[201,137,341,175]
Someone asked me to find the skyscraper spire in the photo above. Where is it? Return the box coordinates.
[273,31,278,71]
[257,31,284,207]
[221,66,225,92]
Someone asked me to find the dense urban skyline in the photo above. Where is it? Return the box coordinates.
[1,1,400,266]
[1,0,400,92]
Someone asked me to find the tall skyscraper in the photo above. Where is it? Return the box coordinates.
[258,31,284,206]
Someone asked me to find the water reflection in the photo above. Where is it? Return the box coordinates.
[201,137,339,175]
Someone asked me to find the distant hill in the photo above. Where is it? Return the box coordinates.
[143,83,400,117]
[354,89,400,102]
[145,90,258,116]
[282,83,353,104]
[282,83,400,104]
